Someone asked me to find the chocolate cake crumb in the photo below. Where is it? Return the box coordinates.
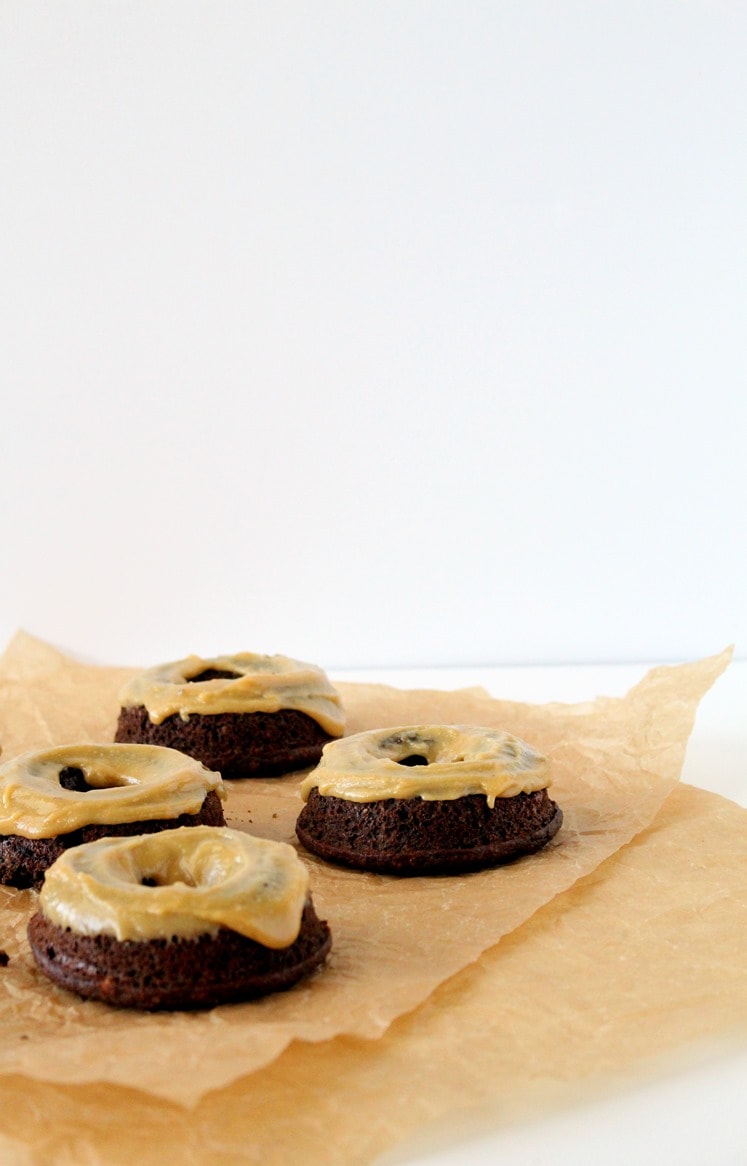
[296,788,563,875]
[28,901,331,1010]
[115,706,333,779]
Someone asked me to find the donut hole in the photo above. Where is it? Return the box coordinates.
[58,766,95,793]
[123,836,214,892]
[380,732,437,766]
[186,668,242,683]
[58,765,131,792]
[137,864,199,889]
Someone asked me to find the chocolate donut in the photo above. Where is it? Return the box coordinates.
[115,653,345,778]
[296,725,563,874]
[28,826,332,1009]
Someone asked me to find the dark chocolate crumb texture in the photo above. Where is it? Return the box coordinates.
[115,705,334,778]
[28,901,331,1010]
[297,787,562,874]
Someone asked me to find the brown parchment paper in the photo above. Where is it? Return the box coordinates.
[0,632,732,1112]
[0,781,745,1166]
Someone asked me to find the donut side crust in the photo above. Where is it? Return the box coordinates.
[296,788,563,874]
[0,790,226,890]
[28,900,332,1010]
[115,706,333,778]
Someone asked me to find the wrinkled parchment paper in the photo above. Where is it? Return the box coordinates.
[0,633,738,1162]
[1,783,746,1166]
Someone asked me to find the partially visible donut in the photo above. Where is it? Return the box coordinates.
[296,725,563,874]
[27,826,332,1009]
[0,743,226,888]
[115,652,345,778]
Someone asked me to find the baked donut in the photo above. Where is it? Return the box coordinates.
[0,743,225,889]
[27,825,332,1009]
[296,725,563,874]
[115,652,345,779]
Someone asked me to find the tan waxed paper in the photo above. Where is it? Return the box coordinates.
[0,782,742,1166]
[0,634,734,1118]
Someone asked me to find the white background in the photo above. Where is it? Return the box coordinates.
[1,2,745,671]
[1,11,745,1158]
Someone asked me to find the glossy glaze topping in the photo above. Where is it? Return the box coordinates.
[0,743,224,839]
[300,725,550,807]
[118,652,345,735]
[39,825,310,945]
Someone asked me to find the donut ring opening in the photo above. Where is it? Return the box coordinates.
[186,667,242,683]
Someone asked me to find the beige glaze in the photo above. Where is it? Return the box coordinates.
[300,725,550,807]
[118,652,345,736]
[38,825,310,945]
[0,744,224,839]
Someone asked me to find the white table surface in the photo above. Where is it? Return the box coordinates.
[329,658,747,1166]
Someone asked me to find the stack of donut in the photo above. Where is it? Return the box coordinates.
[3,651,342,1009]
[1,650,563,1011]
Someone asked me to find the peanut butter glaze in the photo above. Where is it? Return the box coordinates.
[0,744,224,839]
[300,725,551,808]
[118,652,345,736]
[38,826,309,946]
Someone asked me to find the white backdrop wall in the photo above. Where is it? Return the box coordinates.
[1,2,744,669]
